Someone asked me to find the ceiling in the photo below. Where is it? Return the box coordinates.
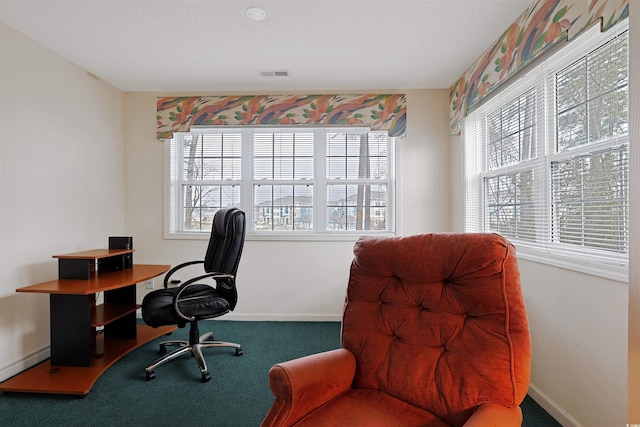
[0,0,532,92]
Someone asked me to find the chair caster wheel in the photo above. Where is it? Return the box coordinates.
[146,371,156,381]
[159,345,167,355]
[201,372,211,382]
[235,348,243,356]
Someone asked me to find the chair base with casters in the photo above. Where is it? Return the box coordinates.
[145,320,243,382]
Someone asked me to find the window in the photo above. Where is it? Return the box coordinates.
[464,21,629,281]
[166,127,395,238]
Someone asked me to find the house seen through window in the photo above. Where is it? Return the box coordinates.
[166,127,395,237]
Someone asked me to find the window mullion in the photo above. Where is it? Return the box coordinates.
[242,129,254,226]
[314,129,326,231]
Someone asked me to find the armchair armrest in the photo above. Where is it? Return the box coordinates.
[261,348,356,427]
[463,402,523,427]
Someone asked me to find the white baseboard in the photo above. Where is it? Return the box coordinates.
[528,383,583,427]
[0,346,50,383]
[223,313,342,322]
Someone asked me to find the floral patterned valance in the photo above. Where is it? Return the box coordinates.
[157,94,406,139]
[449,0,629,135]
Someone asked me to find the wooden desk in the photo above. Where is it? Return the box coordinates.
[0,257,175,396]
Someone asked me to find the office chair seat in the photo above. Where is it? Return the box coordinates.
[143,285,231,327]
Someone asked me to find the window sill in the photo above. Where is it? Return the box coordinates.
[514,244,628,284]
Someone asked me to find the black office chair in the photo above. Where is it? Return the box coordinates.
[141,207,246,382]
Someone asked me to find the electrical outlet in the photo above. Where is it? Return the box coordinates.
[144,279,154,289]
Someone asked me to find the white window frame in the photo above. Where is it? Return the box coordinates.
[463,20,629,282]
[164,127,396,241]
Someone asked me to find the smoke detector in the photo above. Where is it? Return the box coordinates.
[247,7,266,21]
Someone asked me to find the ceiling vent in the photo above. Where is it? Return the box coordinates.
[259,70,289,77]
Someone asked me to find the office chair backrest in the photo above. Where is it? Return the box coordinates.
[204,208,245,274]
[203,208,246,309]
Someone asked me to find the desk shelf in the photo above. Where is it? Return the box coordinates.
[91,303,140,327]
[54,248,135,280]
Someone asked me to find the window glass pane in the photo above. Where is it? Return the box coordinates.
[326,132,388,180]
[502,133,520,166]
[484,171,536,242]
[202,134,222,157]
[486,88,536,170]
[201,158,222,180]
[183,135,202,180]
[488,139,501,170]
[253,132,314,180]
[557,31,628,151]
[370,156,388,180]
[326,184,387,231]
[588,84,629,143]
[502,98,521,136]
[551,146,628,252]
[557,104,587,150]
[254,184,313,231]
[588,34,628,99]
[184,133,242,180]
[345,158,361,179]
[182,185,240,231]
[556,59,586,112]
[519,91,537,161]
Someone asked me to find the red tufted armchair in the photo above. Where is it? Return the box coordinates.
[261,233,531,427]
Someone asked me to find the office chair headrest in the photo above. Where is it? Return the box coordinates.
[204,208,245,275]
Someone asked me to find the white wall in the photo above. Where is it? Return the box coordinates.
[520,261,627,427]
[123,89,452,319]
[0,23,126,380]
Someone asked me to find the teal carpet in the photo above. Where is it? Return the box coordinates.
[1,321,559,426]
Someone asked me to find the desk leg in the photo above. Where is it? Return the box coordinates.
[50,294,92,367]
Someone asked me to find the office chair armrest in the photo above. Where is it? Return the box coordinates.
[163,260,205,288]
[261,348,356,427]
[463,402,523,427]
[172,272,235,322]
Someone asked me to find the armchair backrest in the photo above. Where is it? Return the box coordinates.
[203,208,246,309]
[342,233,531,426]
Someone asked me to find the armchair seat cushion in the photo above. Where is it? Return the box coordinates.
[294,388,449,427]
